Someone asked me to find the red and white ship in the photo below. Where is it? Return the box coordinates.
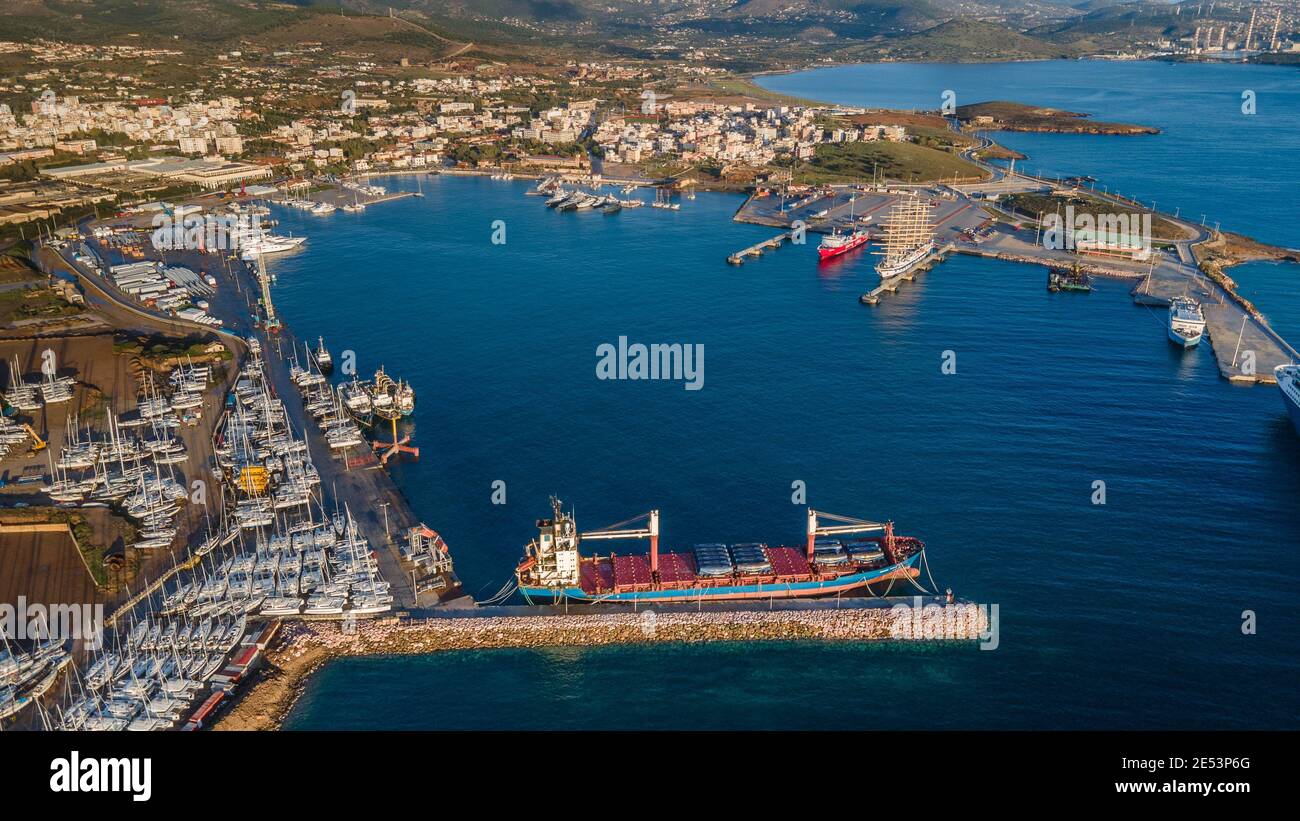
[515,497,929,604]
[818,229,870,261]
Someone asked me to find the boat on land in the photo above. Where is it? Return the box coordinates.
[1167,296,1205,348]
[515,497,927,603]
[1274,364,1300,436]
[818,229,870,261]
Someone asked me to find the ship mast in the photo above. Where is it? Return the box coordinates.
[879,194,933,266]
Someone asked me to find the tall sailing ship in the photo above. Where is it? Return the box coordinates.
[875,195,935,280]
[515,497,928,604]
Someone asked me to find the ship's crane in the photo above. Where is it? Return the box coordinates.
[581,510,661,573]
[806,509,891,561]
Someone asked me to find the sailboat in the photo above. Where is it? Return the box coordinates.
[875,195,935,280]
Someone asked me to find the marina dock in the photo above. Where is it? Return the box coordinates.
[727,231,792,265]
[859,243,954,305]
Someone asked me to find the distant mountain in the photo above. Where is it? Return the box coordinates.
[1031,2,1226,49]
[0,0,479,60]
[0,0,1116,65]
[889,18,1082,59]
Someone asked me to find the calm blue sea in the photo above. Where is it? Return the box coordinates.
[278,61,1300,730]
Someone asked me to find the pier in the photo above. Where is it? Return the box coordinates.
[858,244,954,305]
[1132,256,1300,383]
[727,231,792,265]
[732,179,1298,383]
[212,598,990,729]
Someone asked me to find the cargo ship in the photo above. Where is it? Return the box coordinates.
[818,229,870,261]
[515,498,927,604]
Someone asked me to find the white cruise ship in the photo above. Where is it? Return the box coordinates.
[1274,364,1300,436]
[1167,296,1206,348]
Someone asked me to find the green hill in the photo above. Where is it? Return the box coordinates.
[890,19,1082,61]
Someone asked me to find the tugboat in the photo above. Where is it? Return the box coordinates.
[339,377,373,424]
[515,497,930,604]
[1047,263,1092,293]
[314,337,333,374]
[395,380,415,416]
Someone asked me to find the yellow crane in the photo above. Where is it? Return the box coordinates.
[20,423,46,456]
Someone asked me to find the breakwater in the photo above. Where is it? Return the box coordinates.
[214,603,990,730]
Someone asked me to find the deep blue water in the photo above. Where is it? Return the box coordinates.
[278,61,1300,730]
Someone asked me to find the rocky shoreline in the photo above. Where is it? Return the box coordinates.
[212,604,990,730]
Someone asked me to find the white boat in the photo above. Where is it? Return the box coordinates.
[1275,364,1300,436]
[40,373,76,404]
[260,596,303,617]
[348,594,393,616]
[1167,296,1205,348]
[303,595,346,616]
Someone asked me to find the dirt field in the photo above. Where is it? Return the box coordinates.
[0,527,100,610]
[0,334,139,483]
[0,331,232,596]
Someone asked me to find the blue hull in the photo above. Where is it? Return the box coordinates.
[520,552,922,604]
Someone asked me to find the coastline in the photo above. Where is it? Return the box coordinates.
[213,604,990,730]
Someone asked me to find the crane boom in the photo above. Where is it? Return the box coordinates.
[581,510,660,572]
[806,508,891,560]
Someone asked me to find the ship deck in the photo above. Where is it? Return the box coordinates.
[576,544,913,596]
